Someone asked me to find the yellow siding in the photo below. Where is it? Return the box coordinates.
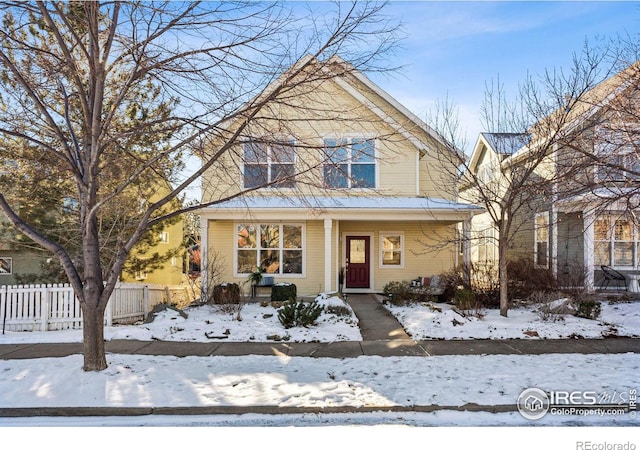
[207,220,328,297]
[206,219,457,296]
[200,72,464,202]
[340,221,457,292]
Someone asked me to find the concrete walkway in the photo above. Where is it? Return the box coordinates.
[1,294,639,360]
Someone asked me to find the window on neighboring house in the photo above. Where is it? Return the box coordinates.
[594,214,638,268]
[595,128,640,182]
[243,139,296,189]
[380,233,403,268]
[476,226,496,264]
[323,138,376,188]
[477,164,493,184]
[159,231,169,243]
[0,257,12,275]
[135,270,148,280]
[535,212,549,268]
[236,223,303,275]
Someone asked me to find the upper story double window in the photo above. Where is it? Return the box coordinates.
[323,138,376,189]
[595,128,640,183]
[243,139,296,189]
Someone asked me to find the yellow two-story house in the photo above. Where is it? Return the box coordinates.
[198,56,481,297]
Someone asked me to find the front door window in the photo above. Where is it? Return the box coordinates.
[346,236,370,289]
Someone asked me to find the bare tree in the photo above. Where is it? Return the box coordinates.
[429,44,616,316]
[0,1,400,370]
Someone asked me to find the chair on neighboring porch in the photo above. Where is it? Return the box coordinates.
[599,265,628,291]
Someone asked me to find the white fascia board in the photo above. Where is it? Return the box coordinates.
[330,75,430,154]
[200,207,480,223]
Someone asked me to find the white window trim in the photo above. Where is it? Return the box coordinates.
[379,232,404,269]
[0,257,12,275]
[234,222,306,278]
[159,231,169,243]
[534,211,550,269]
[322,136,378,189]
[594,214,638,270]
[594,125,640,183]
[242,138,297,190]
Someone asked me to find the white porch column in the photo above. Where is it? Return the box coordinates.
[200,218,209,302]
[551,183,558,279]
[324,218,333,293]
[583,209,595,291]
[462,217,472,284]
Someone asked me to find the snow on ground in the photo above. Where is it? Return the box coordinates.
[385,297,640,340]
[1,295,639,433]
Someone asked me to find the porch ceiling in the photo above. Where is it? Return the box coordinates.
[200,195,483,222]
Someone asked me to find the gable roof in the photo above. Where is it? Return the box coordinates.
[224,54,460,159]
[507,61,640,164]
[467,132,530,176]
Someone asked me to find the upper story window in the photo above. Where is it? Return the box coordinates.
[243,139,295,189]
[595,128,640,183]
[323,138,376,189]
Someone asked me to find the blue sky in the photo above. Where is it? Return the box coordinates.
[363,1,640,152]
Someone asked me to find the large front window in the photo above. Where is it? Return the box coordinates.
[323,138,376,188]
[243,139,295,189]
[594,215,638,268]
[236,223,303,275]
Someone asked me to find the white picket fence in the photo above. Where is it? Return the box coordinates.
[0,283,192,332]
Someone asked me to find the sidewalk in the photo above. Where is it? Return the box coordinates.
[1,294,639,360]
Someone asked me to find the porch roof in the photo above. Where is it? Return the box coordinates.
[201,195,483,222]
[556,187,640,213]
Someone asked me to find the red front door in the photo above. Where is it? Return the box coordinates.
[346,236,370,289]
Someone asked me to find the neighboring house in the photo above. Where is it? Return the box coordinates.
[461,132,532,268]
[464,62,640,291]
[198,56,482,297]
[0,228,43,286]
[0,194,185,288]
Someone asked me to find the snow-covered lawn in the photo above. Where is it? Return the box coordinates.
[1,294,638,431]
[384,297,640,340]
[0,295,361,344]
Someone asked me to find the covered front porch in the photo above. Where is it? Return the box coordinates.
[555,191,640,292]
[200,196,482,296]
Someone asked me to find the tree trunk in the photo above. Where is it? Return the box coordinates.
[81,300,108,371]
[499,237,509,317]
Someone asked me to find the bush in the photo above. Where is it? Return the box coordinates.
[382,281,414,305]
[211,283,241,304]
[575,299,601,320]
[277,299,323,328]
[326,305,352,317]
[507,259,557,300]
[271,284,297,302]
[454,288,477,313]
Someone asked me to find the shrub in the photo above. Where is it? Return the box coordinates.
[277,299,323,328]
[382,281,414,305]
[211,283,241,304]
[575,299,601,320]
[326,305,352,317]
[437,267,467,303]
[271,284,297,302]
[507,259,557,300]
[454,288,476,313]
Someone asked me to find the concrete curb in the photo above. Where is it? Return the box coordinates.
[0,403,518,418]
